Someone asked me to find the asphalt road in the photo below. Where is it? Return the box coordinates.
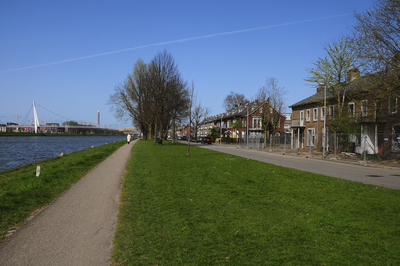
[183,141,400,190]
[0,140,136,266]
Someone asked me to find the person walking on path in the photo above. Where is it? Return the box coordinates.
[127,133,131,144]
[0,139,137,265]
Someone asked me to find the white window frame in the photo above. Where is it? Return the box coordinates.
[361,100,368,116]
[306,109,310,122]
[313,108,318,121]
[348,102,355,117]
[393,124,400,152]
[307,128,315,146]
[252,117,261,129]
[300,110,304,122]
[329,105,334,118]
[321,107,325,121]
[389,97,398,114]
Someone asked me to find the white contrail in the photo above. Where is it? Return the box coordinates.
[0,14,350,73]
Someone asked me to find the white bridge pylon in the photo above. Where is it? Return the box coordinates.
[33,100,40,133]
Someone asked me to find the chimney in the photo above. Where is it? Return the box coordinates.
[347,69,360,82]
[317,83,326,94]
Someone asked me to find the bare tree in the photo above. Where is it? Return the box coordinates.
[223,91,248,111]
[191,101,211,139]
[352,0,400,73]
[351,0,400,127]
[262,77,287,113]
[259,77,287,146]
[108,51,189,140]
[187,82,195,156]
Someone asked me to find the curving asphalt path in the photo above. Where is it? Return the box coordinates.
[184,141,400,190]
[0,140,137,266]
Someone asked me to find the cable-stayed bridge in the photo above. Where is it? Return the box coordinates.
[5,101,123,135]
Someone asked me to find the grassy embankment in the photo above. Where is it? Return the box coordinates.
[113,140,400,265]
[0,140,127,241]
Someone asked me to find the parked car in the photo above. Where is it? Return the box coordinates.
[200,136,212,144]
[190,136,196,142]
[181,136,187,140]
[196,136,201,142]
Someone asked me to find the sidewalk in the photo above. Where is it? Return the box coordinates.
[0,140,137,266]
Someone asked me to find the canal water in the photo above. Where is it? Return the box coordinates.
[0,136,127,171]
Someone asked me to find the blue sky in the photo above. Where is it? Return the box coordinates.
[0,0,374,129]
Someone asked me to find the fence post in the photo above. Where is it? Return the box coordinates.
[334,133,337,159]
[269,134,272,152]
[284,134,286,154]
[364,135,367,162]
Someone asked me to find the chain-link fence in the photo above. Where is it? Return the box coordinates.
[230,133,400,162]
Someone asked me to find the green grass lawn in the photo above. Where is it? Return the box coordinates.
[0,140,126,241]
[113,140,400,265]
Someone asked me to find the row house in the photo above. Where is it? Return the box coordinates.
[199,99,286,139]
[289,70,399,157]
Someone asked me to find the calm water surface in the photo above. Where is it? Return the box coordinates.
[0,136,127,171]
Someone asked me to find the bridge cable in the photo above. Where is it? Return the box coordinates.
[36,103,74,122]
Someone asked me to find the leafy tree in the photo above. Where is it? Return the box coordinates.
[305,36,360,116]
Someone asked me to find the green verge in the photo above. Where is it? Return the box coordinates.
[113,140,400,265]
[0,140,126,242]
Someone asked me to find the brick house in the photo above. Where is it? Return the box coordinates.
[289,71,399,157]
[199,99,286,140]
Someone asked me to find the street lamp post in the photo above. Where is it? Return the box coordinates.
[246,107,249,147]
[220,115,222,144]
[322,83,326,158]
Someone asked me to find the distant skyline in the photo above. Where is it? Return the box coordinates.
[0,0,374,129]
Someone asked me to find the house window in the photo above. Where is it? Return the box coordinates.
[253,117,261,128]
[321,107,325,121]
[393,125,400,152]
[307,128,315,146]
[329,105,334,118]
[313,108,318,121]
[270,107,273,114]
[389,97,398,114]
[348,102,355,117]
[306,109,310,122]
[300,111,304,122]
[227,120,230,128]
[361,100,368,116]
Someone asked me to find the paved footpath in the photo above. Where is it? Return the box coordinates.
[0,139,137,266]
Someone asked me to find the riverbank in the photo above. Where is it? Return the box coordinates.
[0,140,127,242]
[0,132,123,136]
